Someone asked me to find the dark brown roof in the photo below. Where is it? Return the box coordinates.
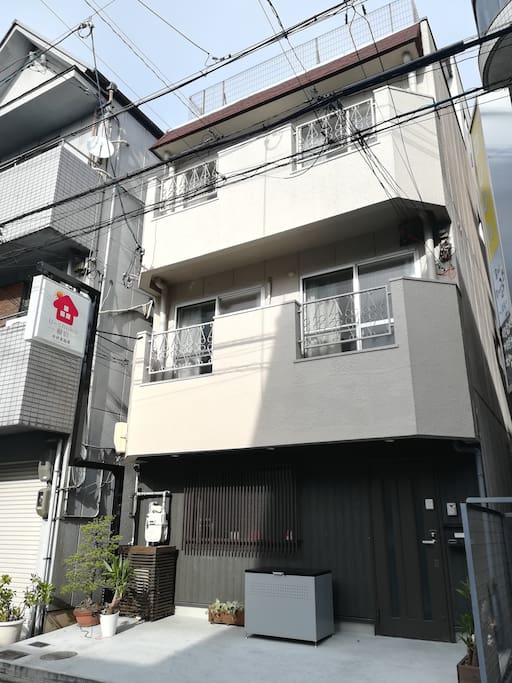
[153,23,422,150]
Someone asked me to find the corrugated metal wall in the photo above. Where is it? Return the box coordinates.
[0,462,43,607]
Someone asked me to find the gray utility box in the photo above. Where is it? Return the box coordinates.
[245,568,334,643]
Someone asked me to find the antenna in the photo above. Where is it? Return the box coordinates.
[85,135,114,159]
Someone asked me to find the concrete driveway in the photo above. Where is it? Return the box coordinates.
[0,613,465,683]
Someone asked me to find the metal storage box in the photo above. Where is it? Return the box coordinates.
[245,568,334,643]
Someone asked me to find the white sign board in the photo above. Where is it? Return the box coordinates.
[24,275,91,357]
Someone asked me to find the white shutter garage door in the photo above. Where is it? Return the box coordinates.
[0,463,43,605]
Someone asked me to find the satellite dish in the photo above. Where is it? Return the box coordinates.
[86,135,115,159]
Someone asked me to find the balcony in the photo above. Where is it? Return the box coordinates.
[126,278,475,458]
[0,142,100,257]
[0,316,81,434]
[141,86,445,286]
[473,0,512,89]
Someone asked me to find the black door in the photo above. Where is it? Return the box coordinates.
[371,461,451,641]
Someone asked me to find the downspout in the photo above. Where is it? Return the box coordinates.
[47,436,72,590]
[421,213,437,280]
[153,278,169,332]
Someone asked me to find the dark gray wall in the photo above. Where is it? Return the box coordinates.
[137,439,478,624]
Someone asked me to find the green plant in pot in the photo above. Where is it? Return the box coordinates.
[61,515,121,627]
[99,556,132,637]
[0,574,55,646]
[456,578,480,683]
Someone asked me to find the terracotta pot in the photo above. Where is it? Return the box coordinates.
[73,607,100,627]
[208,609,244,626]
[457,656,481,683]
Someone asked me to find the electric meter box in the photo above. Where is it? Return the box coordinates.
[144,502,168,544]
[36,486,51,519]
[38,460,53,482]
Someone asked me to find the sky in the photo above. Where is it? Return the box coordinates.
[0,1,479,132]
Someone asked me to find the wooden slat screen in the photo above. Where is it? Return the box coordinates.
[183,468,298,556]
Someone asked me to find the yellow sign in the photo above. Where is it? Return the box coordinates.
[472,109,500,259]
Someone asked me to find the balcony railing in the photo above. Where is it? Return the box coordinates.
[188,0,418,117]
[159,160,217,214]
[301,285,392,355]
[296,100,375,162]
[149,321,213,376]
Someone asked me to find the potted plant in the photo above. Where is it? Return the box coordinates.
[208,599,244,626]
[61,515,121,627]
[0,574,55,646]
[99,556,132,637]
[456,578,480,683]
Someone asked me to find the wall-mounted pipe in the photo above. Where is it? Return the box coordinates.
[153,278,169,332]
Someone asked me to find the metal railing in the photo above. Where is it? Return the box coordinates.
[296,99,375,161]
[188,0,418,117]
[149,321,213,375]
[158,160,217,214]
[461,498,512,683]
[301,285,392,355]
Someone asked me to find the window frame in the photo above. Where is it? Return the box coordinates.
[301,250,417,355]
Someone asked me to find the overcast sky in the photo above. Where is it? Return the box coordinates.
[0,1,479,131]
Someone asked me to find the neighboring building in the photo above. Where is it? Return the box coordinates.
[125,0,512,642]
[0,21,161,611]
[471,91,512,389]
[472,0,512,90]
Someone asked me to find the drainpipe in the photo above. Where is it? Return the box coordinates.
[47,436,72,592]
[41,439,63,585]
[129,465,140,545]
[153,278,169,332]
[421,213,436,280]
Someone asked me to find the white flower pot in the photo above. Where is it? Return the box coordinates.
[0,619,24,646]
[99,611,119,638]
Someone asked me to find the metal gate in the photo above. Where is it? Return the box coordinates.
[461,498,512,683]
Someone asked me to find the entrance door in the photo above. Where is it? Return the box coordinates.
[371,462,451,641]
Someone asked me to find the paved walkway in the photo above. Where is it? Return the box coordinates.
[0,614,465,683]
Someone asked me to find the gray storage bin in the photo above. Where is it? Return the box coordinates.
[245,568,334,643]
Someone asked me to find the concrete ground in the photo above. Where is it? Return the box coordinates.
[0,613,465,683]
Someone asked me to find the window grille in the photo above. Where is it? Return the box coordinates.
[159,159,217,213]
[301,285,392,356]
[149,321,213,376]
[183,468,299,556]
[296,99,375,163]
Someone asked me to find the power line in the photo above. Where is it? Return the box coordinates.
[0,73,507,261]
[133,0,213,58]
[0,5,506,184]
[1,20,512,266]
[0,1,359,170]
[1,80,507,270]
[38,0,171,130]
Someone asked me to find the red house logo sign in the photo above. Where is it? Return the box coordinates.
[53,291,79,326]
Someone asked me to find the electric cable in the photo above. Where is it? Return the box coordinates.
[0,7,508,186]
[0,81,509,270]
[1,38,512,270]
[133,0,213,58]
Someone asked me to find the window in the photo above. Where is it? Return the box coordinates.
[302,254,415,357]
[183,468,299,557]
[218,288,262,315]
